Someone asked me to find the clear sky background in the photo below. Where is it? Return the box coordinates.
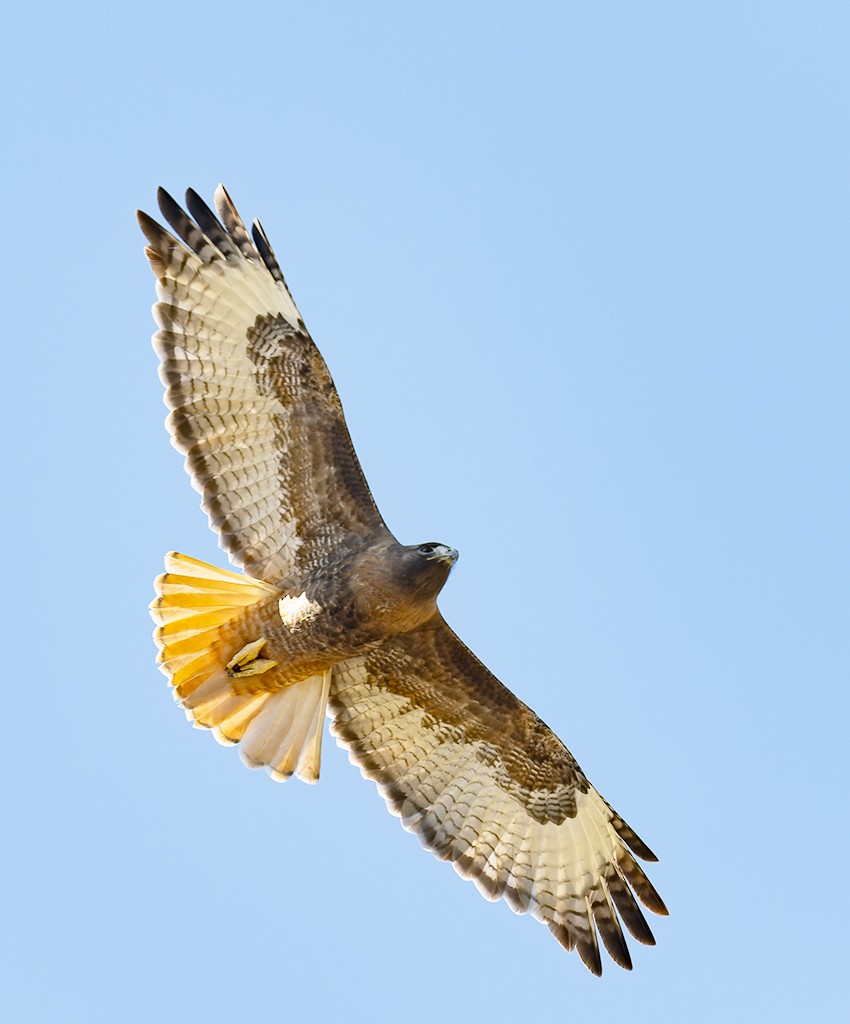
[3,2,848,1021]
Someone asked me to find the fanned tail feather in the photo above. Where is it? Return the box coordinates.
[151,552,330,782]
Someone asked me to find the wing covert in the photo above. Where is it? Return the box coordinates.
[140,186,388,585]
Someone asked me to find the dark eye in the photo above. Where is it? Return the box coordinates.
[418,543,437,554]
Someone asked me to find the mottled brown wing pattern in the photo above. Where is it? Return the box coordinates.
[329,621,667,974]
[139,186,388,584]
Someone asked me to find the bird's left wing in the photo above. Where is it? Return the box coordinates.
[329,620,667,974]
[139,186,388,585]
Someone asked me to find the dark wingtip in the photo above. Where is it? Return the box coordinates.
[137,207,188,281]
[185,188,239,258]
[156,186,185,230]
[185,187,214,223]
[578,944,604,977]
[137,208,154,235]
[611,811,660,862]
[653,896,670,917]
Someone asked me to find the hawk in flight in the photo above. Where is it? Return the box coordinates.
[140,186,667,974]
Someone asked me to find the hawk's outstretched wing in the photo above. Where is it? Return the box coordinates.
[330,620,667,974]
[139,187,388,584]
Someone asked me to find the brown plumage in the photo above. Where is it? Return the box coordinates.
[141,185,667,975]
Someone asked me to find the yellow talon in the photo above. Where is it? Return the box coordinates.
[226,637,279,677]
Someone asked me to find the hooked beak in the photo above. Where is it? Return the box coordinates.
[431,545,459,565]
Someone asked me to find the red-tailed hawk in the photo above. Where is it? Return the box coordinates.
[140,186,667,974]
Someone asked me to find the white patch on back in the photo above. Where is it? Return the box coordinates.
[279,592,323,631]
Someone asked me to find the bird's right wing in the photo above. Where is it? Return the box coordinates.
[139,186,388,585]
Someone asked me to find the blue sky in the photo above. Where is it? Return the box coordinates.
[4,2,848,1020]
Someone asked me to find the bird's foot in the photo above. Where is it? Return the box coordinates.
[226,637,279,677]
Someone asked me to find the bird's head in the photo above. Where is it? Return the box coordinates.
[413,541,459,566]
[390,541,458,596]
[350,539,459,634]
